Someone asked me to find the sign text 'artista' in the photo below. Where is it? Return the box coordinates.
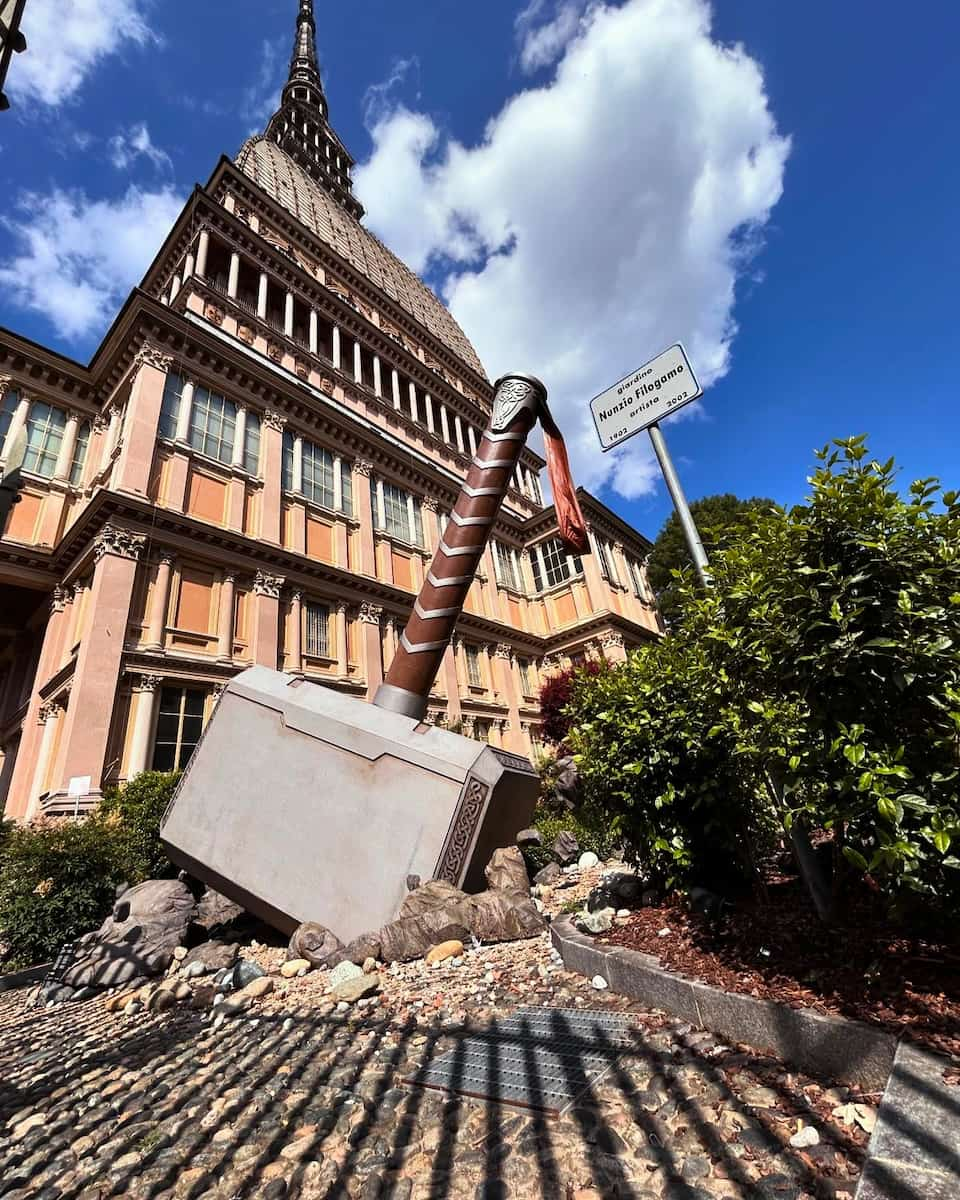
[590,343,702,451]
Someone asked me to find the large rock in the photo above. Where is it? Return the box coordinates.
[515,828,542,849]
[288,922,343,968]
[587,871,646,913]
[327,933,382,968]
[181,941,239,974]
[533,862,562,886]
[468,890,545,943]
[554,756,582,810]
[484,847,530,894]
[60,879,197,990]
[379,878,545,962]
[552,830,580,865]
[195,888,245,933]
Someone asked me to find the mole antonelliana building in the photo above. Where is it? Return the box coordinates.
[0,0,660,820]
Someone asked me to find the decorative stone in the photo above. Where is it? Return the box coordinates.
[238,976,274,1000]
[515,828,542,849]
[575,909,614,935]
[329,961,363,989]
[327,933,382,968]
[105,988,140,1013]
[281,958,311,979]
[591,975,608,990]
[173,946,188,961]
[552,831,580,865]
[533,862,562,886]
[229,959,265,990]
[332,975,380,1005]
[288,922,343,968]
[578,852,600,871]
[181,960,208,980]
[181,941,239,974]
[426,940,464,965]
[148,988,176,1013]
[484,846,530,894]
[11,1113,46,1141]
[789,1125,820,1148]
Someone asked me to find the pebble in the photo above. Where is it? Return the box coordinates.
[790,1125,821,1148]
[591,975,609,990]
[426,940,464,964]
[578,851,600,870]
[182,960,207,980]
[329,960,363,989]
[281,958,311,979]
[173,946,188,962]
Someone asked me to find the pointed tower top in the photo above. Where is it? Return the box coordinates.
[264,0,364,220]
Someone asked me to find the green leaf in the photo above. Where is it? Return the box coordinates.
[844,744,866,767]
[932,831,951,854]
[842,846,869,871]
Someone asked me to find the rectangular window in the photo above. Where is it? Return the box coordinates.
[69,421,91,486]
[189,386,236,464]
[302,442,336,509]
[159,373,182,441]
[631,559,647,600]
[465,644,483,688]
[493,541,521,591]
[0,388,18,447]
[538,537,582,590]
[341,466,353,518]
[152,686,206,772]
[23,401,66,478]
[602,542,620,586]
[282,429,295,492]
[243,411,261,476]
[304,601,330,657]
[375,479,424,546]
[518,657,533,696]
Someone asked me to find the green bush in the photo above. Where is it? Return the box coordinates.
[0,772,179,971]
[569,438,960,917]
[100,770,180,882]
[526,802,622,873]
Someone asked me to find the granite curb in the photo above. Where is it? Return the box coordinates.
[551,916,960,1200]
[550,914,897,1088]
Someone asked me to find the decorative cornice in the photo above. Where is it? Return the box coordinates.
[92,415,110,434]
[134,342,174,374]
[263,409,286,432]
[134,673,164,694]
[0,375,11,399]
[353,459,373,477]
[358,601,383,625]
[93,524,146,564]
[51,587,68,614]
[157,551,175,566]
[253,570,284,598]
[602,632,626,649]
[494,643,512,660]
[422,496,441,513]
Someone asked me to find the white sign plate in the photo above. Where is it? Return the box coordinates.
[68,775,91,798]
[590,343,702,451]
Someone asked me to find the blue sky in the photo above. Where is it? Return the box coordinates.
[1,1,957,542]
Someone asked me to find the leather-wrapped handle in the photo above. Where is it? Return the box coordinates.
[374,373,545,720]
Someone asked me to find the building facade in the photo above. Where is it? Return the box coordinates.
[0,0,661,822]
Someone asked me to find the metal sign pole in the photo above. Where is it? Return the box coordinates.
[647,421,710,588]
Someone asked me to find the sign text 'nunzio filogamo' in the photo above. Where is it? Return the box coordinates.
[590,343,702,452]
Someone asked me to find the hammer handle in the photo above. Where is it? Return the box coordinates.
[377,375,542,716]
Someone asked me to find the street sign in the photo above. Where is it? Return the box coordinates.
[589,343,701,452]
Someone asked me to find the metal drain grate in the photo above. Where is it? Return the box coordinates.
[403,1006,635,1116]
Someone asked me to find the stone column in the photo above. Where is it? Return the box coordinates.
[409,382,419,422]
[602,631,628,664]
[373,355,382,398]
[196,229,210,279]
[309,310,319,355]
[287,590,303,671]
[439,405,450,444]
[332,325,341,370]
[284,291,295,339]
[182,251,195,283]
[441,644,461,725]
[336,601,349,676]
[127,674,163,778]
[145,552,174,651]
[252,571,284,668]
[48,525,145,808]
[53,410,81,481]
[493,643,522,748]
[353,460,376,576]
[1,391,30,465]
[391,369,401,410]
[583,525,611,611]
[454,416,465,454]
[227,251,240,299]
[231,405,247,469]
[115,343,174,496]
[260,411,286,545]
[28,701,62,818]
[353,340,363,384]
[383,616,397,671]
[217,573,236,662]
[425,394,435,435]
[359,602,383,700]
[257,271,269,320]
[174,379,195,444]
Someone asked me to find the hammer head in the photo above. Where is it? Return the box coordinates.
[160,666,540,939]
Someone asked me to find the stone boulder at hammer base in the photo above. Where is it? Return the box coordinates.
[288,922,343,968]
[484,846,530,894]
[61,879,198,990]
[378,868,545,962]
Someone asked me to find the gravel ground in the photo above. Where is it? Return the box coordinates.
[0,863,873,1199]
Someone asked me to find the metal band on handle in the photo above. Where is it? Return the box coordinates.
[373,372,545,719]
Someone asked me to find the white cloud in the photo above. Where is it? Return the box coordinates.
[10,0,155,107]
[241,38,286,132]
[108,122,172,173]
[515,0,591,73]
[0,185,184,341]
[355,0,789,501]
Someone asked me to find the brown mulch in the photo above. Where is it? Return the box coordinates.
[600,876,960,1066]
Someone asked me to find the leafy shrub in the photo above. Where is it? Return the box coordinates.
[539,660,606,745]
[0,772,179,971]
[526,802,622,873]
[569,438,960,917]
[100,771,180,882]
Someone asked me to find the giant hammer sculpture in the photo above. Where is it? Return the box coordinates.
[161,374,588,940]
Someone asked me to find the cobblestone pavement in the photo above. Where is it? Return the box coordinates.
[0,939,870,1200]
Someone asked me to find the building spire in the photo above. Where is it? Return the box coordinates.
[264,0,365,220]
